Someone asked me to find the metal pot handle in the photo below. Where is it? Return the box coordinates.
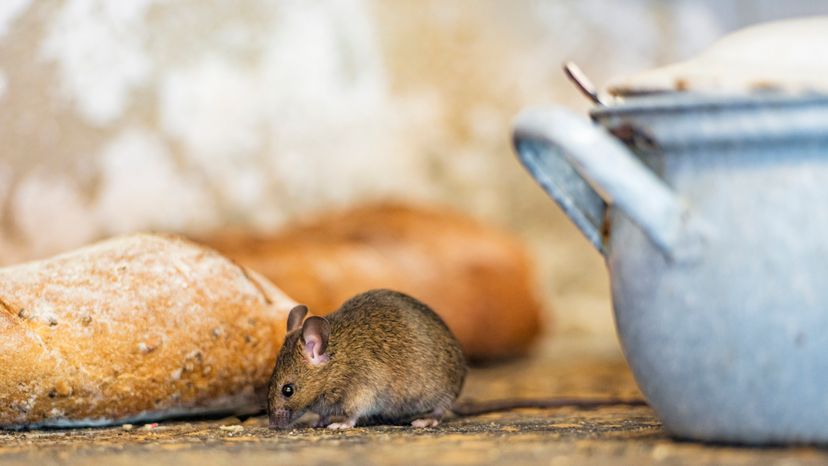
[513,106,704,260]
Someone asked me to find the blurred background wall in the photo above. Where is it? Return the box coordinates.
[1,0,826,338]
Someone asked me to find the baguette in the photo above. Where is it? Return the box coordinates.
[204,203,544,361]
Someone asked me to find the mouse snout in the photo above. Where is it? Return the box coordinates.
[268,408,292,429]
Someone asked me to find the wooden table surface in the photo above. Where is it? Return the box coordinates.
[1,337,826,466]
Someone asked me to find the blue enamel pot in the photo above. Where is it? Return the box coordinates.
[513,93,828,444]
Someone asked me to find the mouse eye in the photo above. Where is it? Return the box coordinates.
[281,383,295,398]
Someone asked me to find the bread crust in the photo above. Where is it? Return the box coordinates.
[0,233,296,428]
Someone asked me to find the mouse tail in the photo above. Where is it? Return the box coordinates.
[451,397,648,417]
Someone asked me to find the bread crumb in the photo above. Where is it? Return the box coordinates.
[138,342,150,353]
[183,350,202,371]
[54,380,73,397]
[219,425,244,432]
[138,335,162,353]
[121,423,134,430]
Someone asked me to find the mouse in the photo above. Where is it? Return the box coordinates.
[267,288,645,430]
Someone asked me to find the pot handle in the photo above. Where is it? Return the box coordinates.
[513,106,703,260]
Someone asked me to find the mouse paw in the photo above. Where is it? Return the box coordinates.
[411,418,440,428]
[326,419,356,430]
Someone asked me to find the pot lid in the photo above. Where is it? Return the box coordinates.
[605,16,828,97]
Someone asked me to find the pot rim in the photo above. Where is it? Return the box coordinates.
[590,91,828,118]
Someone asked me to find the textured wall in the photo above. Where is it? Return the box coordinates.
[1,1,825,335]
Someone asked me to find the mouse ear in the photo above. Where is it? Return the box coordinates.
[301,316,331,365]
[287,305,308,333]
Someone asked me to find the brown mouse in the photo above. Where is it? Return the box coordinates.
[267,289,645,429]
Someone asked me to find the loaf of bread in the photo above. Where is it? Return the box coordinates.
[204,203,544,361]
[0,233,296,428]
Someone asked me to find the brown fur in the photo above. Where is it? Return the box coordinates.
[267,289,467,428]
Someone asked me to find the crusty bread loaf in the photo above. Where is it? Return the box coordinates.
[204,203,544,361]
[0,233,296,428]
